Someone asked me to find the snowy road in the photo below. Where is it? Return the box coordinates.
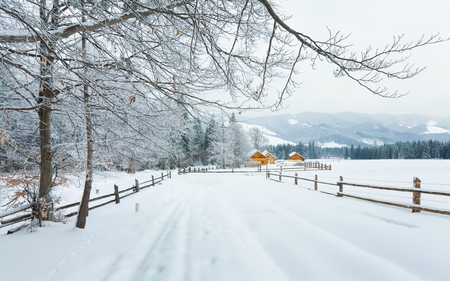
[2,167,450,281]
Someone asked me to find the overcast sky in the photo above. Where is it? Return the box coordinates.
[241,0,450,118]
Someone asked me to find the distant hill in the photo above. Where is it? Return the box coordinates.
[239,112,450,147]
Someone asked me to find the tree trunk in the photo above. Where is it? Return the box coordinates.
[35,0,62,222]
[76,10,93,229]
[38,98,53,200]
[76,83,93,229]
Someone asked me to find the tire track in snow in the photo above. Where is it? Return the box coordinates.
[125,174,291,281]
[128,185,204,281]
[183,174,291,281]
[94,185,195,281]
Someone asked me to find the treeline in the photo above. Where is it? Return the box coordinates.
[269,140,450,160]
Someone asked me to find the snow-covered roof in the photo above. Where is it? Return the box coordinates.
[289,151,298,157]
[247,149,262,158]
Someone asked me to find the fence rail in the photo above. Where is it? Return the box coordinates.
[278,161,332,171]
[267,171,450,216]
[179,161,331,174]
[178,166,262,174]
[0,171,171,234]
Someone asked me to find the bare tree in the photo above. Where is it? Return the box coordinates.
[248,127,269,150]
[1,0,446,228]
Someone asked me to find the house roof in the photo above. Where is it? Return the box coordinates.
[262,150,275,157]
[289,151,299,157]
[247,149,264,158]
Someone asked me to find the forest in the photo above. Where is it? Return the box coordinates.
[268,140,450,160]
[0,111,251,173]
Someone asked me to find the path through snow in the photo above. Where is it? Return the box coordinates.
[1,166,450,281]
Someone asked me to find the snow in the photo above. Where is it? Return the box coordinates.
[1,160,450,281]
[301,122,311,127]
[421,121,450,134]
[287,119,298,125]
[240,123,295,145]
[360,138,385,146]
[240,123,277,136]
[265,134,295,146]
[318,141,348,148]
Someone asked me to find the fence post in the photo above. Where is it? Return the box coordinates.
[152,175,155,186]
[338,176,343,197]
[114,184,120,204]
[412,177,421,213]
[161,172,164,180]
[135,179,140,192]
[295,173,298,185]
[315,175,318,190]
[168,170,171,179]
[279,172,282,181]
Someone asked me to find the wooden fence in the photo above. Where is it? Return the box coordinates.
[0,171,171,233]
[267,171,450,216]
[267,162,331,172]
[178,166,262,174]
[179,161,331,174]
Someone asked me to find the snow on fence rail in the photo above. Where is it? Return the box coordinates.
[0,171,171,233]
[267,171,450,216]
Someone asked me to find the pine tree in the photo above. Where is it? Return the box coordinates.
[192,119,205,165]
[344,147,349,159]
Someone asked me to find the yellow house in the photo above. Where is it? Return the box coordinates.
[248,149,267,166]
[262,150,276,164]
[289,152,306,161]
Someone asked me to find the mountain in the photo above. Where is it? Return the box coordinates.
[239,112,450,147]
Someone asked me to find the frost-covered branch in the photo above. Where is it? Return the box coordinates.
[257,0,447,98]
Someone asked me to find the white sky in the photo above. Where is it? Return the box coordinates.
[241,0,450,118]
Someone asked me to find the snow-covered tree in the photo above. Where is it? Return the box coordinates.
[228,119,251,168]
[207,121,228,168]
[208,117,249,168]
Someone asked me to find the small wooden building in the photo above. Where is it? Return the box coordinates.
[262,150,276,164]
[289,151,306,161]
[248,149,267,166]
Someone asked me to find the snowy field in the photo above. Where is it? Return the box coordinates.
[1,160,450,281]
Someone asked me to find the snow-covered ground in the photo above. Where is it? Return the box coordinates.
[1,160,450,281]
